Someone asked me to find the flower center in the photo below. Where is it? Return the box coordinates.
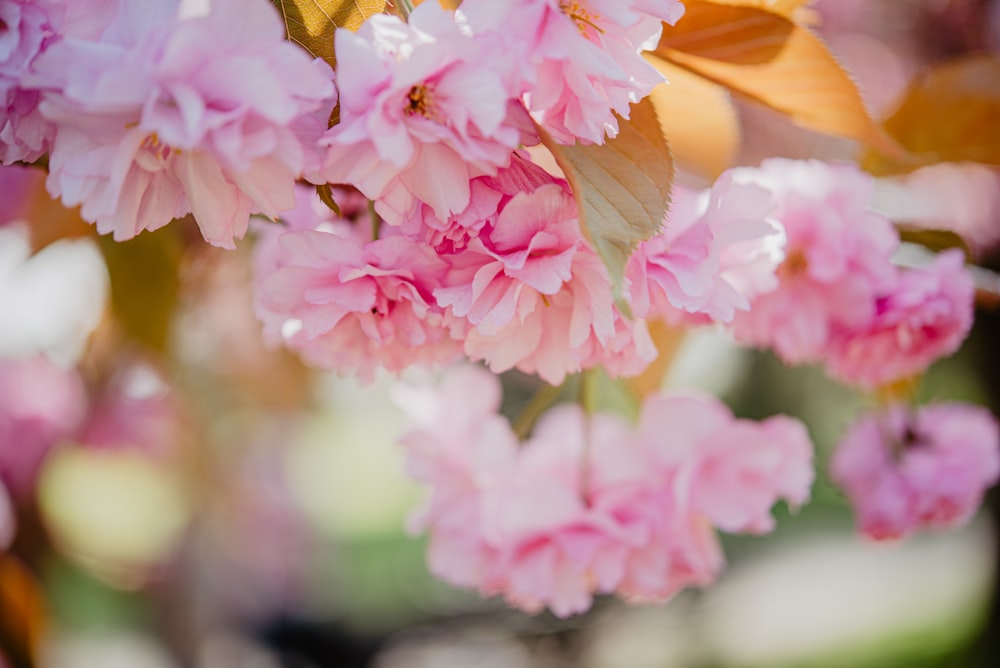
[778,248,809,279]
[559,1,604,39]
[141,132,173,162]
[404,84,434,118]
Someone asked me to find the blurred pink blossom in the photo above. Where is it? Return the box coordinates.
[0,354,86,496]
[0,0,59,164]
[831,403,1000,541]
[730,159,899,364]
[78,363,183,458]
[637,394,814,536]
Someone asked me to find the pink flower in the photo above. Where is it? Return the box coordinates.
[636,393,814,536]
[461,248,616,385]
[256,228,460,381]
[399,367,814,616]
[0,0,59,164]
[396,151,557,253]
[0,354,87,496]
[579,311,657,379]
[831,403,1000,540]
[627,173,782,325]
[29,0,335,248]
[78,362,182,459]
[435,183,580,332]
[460,0,685,144]
[479,406,639,616]
[396,365,520,589]
[730,159,899,364]
[827,250,975,389]
[0,164,43,227]
[320,2,526,224]
[428,179,624,385]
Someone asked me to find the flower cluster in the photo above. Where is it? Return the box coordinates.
[831,402,1000,540]
[3,0,998,623]
[728,159,976,391]
[5,0,334,247]
[397,365,814,617]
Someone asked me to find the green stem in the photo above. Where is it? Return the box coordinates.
[580,368,600,415]
[512,383,563,440]
[368,200,381,241]
[397,0,415,19]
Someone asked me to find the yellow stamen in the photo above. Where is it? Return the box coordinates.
[404,84,434,118]
[559,1,604,37]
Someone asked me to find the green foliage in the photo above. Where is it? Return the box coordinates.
[98,226,182,352]
[542,98,674,309]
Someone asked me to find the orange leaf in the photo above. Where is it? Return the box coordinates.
[625,320,687,399]
[864,55,1000,175]
[271,0,386,67]
[540,99,674,306]
[655,0,899,155]
[0,555,47,668]
[646,55,740,179]
[714,0,813,18]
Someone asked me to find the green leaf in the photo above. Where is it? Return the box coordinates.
[98,227,182,352]
[271,0,387,67]
[540,98,675,310]
[898,227,971,258]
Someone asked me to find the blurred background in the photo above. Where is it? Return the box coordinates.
[3,0,1000,666]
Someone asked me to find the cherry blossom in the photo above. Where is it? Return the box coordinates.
[827,250,975,389]
[730,159,899,364]
[0,0,58,164]
[399,366,815,617]
[256,227,460,382]
[28,0,334,247]
[831,403,1000,540]
[320,1,527,224]
[627,173,782,325]
[0,354,86,496]
[459,0,686,144]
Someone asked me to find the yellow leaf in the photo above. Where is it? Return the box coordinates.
[646,55,739,179]
[540,99,674,306]
[271,0,386,67]
[897,227,971,257]
[655,0,899,155]
[864,55,1000,175]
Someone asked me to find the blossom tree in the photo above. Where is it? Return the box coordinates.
[2,0,1000,653]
